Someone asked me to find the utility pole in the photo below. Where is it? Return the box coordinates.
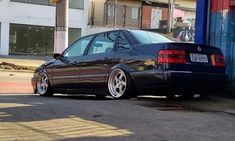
[50,0,69,54]
[114,0,117,29]
[168,0,174,33]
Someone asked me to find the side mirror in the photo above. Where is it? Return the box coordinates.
[53,53,62,60]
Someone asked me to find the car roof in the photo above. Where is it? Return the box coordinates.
[86,29,130,36]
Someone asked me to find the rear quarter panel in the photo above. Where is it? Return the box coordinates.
[113,43,167,90]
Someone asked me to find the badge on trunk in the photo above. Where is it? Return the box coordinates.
[197,47,202,52]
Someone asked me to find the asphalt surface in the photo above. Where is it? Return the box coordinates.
[1,57,235,141]
[0,94,235,141]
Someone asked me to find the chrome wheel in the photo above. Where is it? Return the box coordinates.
[37,73,49,95]
[108,69,127,98]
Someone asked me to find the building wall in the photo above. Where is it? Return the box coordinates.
[141,5,169,30]
[141,6,152,29]
[175,0,196,9]
[0,0,88,55]
[88,0,141,34]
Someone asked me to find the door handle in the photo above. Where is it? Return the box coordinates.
[72,61,80,65]
[104,57,111,64]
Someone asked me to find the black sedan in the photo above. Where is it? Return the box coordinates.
[32,30,227,99]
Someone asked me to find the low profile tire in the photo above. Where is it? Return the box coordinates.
[36,72,53,97]
[200,93,208,99]
[108,69,133,99]
[95,95,106,100]
[166,94,176,99]
[181,94,195,99]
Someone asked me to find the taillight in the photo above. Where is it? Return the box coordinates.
[158,50,186,64]
[211,54,225,67]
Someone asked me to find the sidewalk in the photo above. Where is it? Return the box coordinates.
[0,55,51,68]
[0,71,33,94]
[0,55,52,94]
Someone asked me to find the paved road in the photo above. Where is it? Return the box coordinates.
[0,94,235,141]
[1,71,235,140]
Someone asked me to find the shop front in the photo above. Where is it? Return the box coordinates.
[9,24,81,56]
[141,0,196,42]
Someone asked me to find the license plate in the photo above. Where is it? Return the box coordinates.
[190,53,208,63]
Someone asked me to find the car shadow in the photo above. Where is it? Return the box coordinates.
[52,94,114,101]
[133,95,231,113]
[0,94,134,140]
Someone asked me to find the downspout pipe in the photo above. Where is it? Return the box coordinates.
[195,0,209,44]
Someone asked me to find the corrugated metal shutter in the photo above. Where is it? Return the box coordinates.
[209,0,235,80]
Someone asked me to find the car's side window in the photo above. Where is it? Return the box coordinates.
[118,32,131,50]
[88,32,117,55]
[63,36,93,57]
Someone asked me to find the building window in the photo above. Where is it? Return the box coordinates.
[69,0,84,9]
[10,0,84,9]
[9,24,81,56]
[132,7,139,19]
[107,4,115,16]
[68,28,81,46]
[9,24,55,56]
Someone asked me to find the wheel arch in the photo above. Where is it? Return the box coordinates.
[111,64,134,72]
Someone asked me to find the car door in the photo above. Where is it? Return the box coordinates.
[79,31,117,90]
[51,35,94,91]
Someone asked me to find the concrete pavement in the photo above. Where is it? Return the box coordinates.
[0,71,33,94]
[0,55,49,93]
[0,55,51,67]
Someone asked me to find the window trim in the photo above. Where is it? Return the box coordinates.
[116,31,133,51]
[84,31,118,56]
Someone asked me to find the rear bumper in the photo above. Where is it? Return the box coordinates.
[133,70,228,95]
[164,71,228,84]
[163,71,228,93]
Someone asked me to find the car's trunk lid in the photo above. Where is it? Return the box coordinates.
[162,43,225,74]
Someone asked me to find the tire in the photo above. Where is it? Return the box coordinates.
[95,94,106,100]
[166,94,176,99]
[108,69,133,99]
[36,72,53,97]
[181,94,195,99]
[200,93,208,99]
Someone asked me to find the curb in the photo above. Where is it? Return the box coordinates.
[0,69,34,73]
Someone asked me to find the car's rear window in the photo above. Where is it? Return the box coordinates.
[131,30,175,44]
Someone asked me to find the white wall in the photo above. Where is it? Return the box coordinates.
[86,26,116,35]
[0,0,88,55]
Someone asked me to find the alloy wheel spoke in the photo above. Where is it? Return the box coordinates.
[120,81,126,86]
[42,76,47,83]
[115,76,120,85]
[121,85,126,91]
[44,85,48,90]
[119,73,124,79]
[41,82,45,87]
[113,84,118,89]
